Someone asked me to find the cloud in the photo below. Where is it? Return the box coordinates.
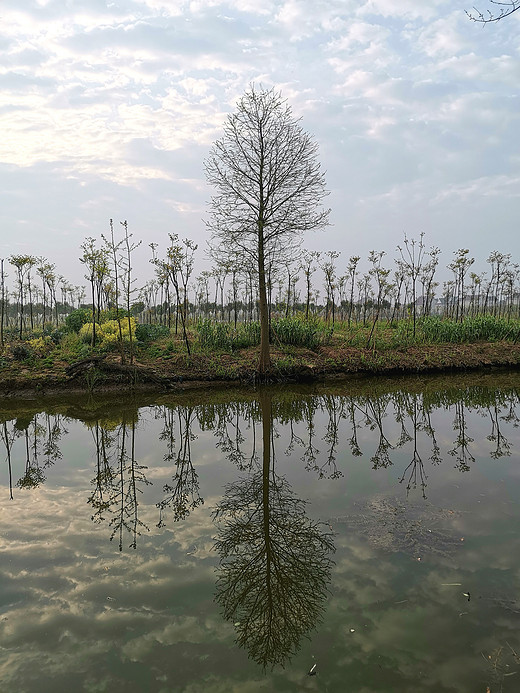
[0,0,519,285]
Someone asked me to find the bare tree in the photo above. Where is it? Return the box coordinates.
[467,0,520,22]
[320,250,340,328]
[205,85,330,374]
[346,255,360,327]
[0,260,6,348]
[121,220,141,364]
[300,250,321,320]
[9,255,36,338]
[397,233,427,338]
[80,238,107,347]
[449,249,474,322]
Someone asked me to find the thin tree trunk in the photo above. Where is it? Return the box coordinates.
[258,234,271,374]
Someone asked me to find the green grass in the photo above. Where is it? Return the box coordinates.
[3,315,520,370]
[196,315,330,352]
[329,315,520,350]
[417,315,520,343]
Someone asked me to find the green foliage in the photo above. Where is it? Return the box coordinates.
[101,307,130,322]
[135,323,170,343]
[271,316,330,350]
[27,336,53,356]
[273,355,297,374]
[65,308,92,333]
[11,343,31,361]
[196,316,331,352]
[46,328,64,344]
[417,316,520,343]
[334,316,520,350]
[59,331,90,359]
[197,319,260,351]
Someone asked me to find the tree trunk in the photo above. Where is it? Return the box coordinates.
[258,233,271,374]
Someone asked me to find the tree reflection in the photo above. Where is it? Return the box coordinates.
[156,405,203,526]
[12,413,67,490]
[88,414,151,550]
[486,400,512,459]
[0,419,16,499]
[1,379,520,527]
[213,390,335,669]
[448,400,475,472]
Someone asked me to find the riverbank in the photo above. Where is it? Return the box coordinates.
[1,340,520,397]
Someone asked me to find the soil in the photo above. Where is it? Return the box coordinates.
[1,340,520,397]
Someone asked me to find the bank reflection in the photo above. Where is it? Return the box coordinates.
[2,380,520,518]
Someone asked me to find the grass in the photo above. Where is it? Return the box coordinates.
[330,315,520,350]
[196,315,331,352]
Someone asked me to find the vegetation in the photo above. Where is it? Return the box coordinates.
[0,91,519,385]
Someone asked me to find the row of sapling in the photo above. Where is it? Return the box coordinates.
[132,242,519,336]
[1,242,519,346]
[79,220,141,363]
[149,233,197,354]
[0,254,85,347]
[1,239,519,343]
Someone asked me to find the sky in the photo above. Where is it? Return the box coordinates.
[1,0,519,289]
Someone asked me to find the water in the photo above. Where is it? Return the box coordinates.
[1,372,520,692]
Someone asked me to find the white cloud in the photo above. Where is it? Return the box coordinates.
[414,13,472,58]
[0,0,518,282]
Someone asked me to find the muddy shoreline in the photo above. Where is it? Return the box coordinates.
[1,341,519,399]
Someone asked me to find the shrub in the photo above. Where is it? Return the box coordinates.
[79,318,137,349]
[100,307,130,322]
[135,323,170,343]
[65,308,92,333]
[27,336,53,356]
[12,343,31,361]
[60,332,90,359]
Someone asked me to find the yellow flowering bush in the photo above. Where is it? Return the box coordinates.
[79,318,136,349]
[28,336,53,356]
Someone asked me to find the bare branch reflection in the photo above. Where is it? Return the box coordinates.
[213,390,335,669]
[156,406,203,526]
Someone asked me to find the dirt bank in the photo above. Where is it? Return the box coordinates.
[1,341,519,398]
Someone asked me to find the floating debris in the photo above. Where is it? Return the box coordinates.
[331,497,464,560]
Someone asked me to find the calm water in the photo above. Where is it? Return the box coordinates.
[1,373,520,692]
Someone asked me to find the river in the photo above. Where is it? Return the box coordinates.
[1,372,520,692]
